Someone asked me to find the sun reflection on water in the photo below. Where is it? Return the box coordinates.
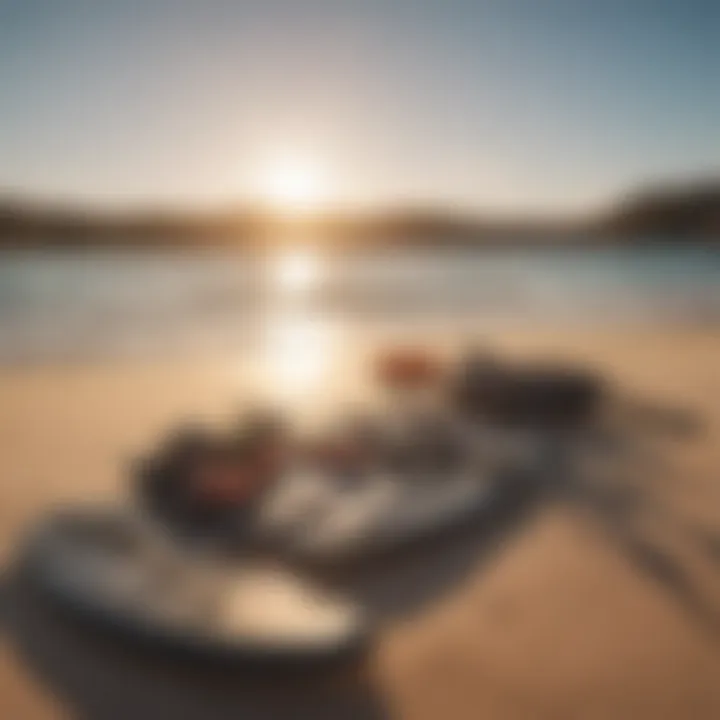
[273,249,322,295]
[259,249,340,407]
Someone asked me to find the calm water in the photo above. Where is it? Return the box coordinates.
[0,244,718,364]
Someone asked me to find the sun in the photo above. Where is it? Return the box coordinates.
[257,155,329,215]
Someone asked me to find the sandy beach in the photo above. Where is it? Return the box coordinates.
[1,328,720,719]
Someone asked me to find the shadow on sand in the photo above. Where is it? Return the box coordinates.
[551,404,720,638]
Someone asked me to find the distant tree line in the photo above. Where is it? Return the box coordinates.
[602,180,720,237]
[0,179,718,250]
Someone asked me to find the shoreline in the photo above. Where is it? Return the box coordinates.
[0,321,718,371]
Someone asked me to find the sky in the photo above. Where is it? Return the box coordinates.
[0,0,718,214]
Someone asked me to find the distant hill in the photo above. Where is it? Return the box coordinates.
[602,180,720,238]
[0,179,718,249]
[0,201,580,249]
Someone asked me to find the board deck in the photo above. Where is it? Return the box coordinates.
[26,509,368,661]
[257,469,495,561]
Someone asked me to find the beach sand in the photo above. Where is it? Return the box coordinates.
[1,328,720,719]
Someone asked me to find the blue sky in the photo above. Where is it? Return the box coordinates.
[0,0,718,213]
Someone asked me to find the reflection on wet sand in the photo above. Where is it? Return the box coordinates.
[261,309,342,406]
[246,249,350,415]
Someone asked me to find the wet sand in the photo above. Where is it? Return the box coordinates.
[1,328,719,719]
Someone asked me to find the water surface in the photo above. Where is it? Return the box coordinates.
[1,244,718,367]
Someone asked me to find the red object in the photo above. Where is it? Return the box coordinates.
[375,348,444,388]
[191,452,275,507]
